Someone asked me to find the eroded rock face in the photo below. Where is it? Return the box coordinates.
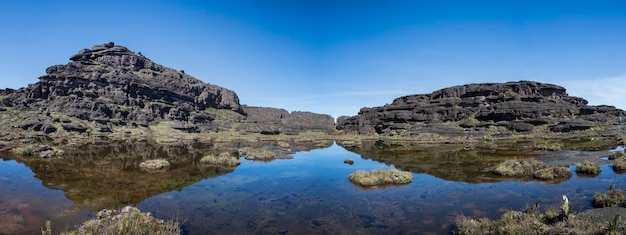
[0,43,336,136]
[337,81,625,134]
[238,106,336,135]
[3,42,243,126]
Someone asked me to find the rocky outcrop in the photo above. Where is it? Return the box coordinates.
[0,42,334,136]
[238,106,336,135]
[337,81,625,135]
[2,42,242,126]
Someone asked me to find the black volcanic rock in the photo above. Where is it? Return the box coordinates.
[2,42,243,126]
[0,43,335,136]
[337,81,625,135]
[238,106,336,135]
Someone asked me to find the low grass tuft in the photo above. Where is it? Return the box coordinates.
[575,161,601,175]
[533,166,572,181]
[593,185,626,208]
[613,158,626,172]
[493,159,546,177]
[139,159,171,172]
[238,147,277,161]
[199,152,240,166]
[59,206,180,235]
[348,169,413,187]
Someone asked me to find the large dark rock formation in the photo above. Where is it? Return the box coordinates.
[0,42,335,135]
[239,106,335,135]
[1,42,242,125]
[337,81,625,135]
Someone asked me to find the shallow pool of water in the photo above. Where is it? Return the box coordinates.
[1,142,625,234]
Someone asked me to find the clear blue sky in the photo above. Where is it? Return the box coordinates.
[1,0,626,118]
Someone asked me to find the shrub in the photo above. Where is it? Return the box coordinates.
[575,161,601,175]
[593,185,626,208]
[493,159,546,177]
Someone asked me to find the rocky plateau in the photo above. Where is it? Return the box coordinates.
[337,81,625,136]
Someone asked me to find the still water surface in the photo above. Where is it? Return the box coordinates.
[1,143,625,234]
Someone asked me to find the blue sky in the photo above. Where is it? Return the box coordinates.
[1,0,626,118]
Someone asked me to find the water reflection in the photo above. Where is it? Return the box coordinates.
[0,139,624,234]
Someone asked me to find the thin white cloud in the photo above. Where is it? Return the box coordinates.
[565,74,626,110]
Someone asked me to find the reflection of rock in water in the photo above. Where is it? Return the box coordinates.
[7,140,331,211]
[338,140,546,183]
[11,141,230,211]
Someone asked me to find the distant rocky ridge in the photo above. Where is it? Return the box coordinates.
[0,42,334,135]
[337,81,625,135]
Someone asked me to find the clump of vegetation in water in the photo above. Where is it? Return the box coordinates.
[10,144,64,158]
[609,151,625,160]
[139,159,171,172]
[238,147,277,161]
[493,159,571,181]
[593,185,626,208]
[50,206,180,235]
[533,166,572,180]
[613,158,626,172]
[200,152,240,166]
[493,159,546,177]
[454,195,607,235]
[575,161,601,175]
[348,169,413,187]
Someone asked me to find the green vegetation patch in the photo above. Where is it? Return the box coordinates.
[199,152,240,166]
[348,169,413,187]
[238,147,277,161]
[454,195,605,235]
[493,159,546,177]
[533,166,572,181]
[139,159,171,172]
[613,158,626,172]
[575,161,601,175]
[10,144,64,158]
[58,206,180,235]
[593,185,626,208]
